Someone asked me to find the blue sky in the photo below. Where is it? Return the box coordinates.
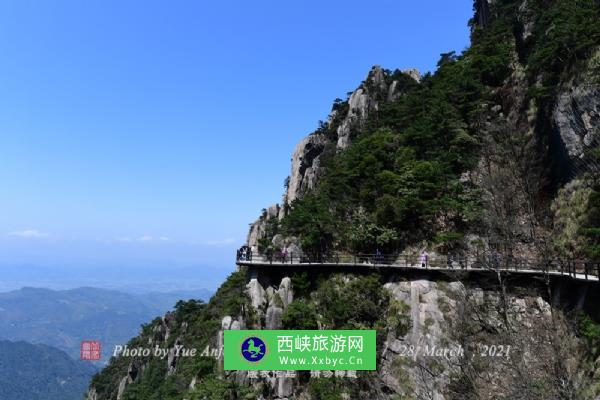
[0,0,473,289]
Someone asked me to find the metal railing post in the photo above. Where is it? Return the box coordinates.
[560,260,563,276]
[570,261,574,278]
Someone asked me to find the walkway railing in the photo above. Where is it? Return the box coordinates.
[236,250,600,282]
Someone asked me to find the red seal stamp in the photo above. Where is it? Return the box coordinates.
[80,340,102,361]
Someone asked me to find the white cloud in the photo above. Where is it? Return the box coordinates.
[8,229,49,238]
[138,235,153,242]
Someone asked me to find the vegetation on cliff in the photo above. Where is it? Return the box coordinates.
[88,1,600,399]
[89,271,254,400]
[267,0,600,259]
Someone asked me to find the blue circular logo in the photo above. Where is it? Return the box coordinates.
[241,336,266,362]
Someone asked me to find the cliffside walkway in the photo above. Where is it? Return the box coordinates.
[236,251,600,283]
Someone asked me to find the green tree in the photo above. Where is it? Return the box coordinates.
[282,300,319,330]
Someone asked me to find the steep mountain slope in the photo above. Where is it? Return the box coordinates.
[87,1,600,399]
[250,0,600,260]
[0,340,97,400]
[86,269,600,400]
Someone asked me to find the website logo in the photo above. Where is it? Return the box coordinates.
[241,336,266,362]
[225,330,376,371]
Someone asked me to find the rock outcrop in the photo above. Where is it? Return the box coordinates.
[284,133,328,206]
[247,204,281,247]
[236,276,295,398]
[245,276,293,330]
[378,278,562,399]
[553,50,600,167]
[247,65,421,247]
[554,85,600,159]
[236,274,588,400]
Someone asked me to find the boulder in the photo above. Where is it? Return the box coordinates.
[277,277,293,308]
[265,305,283,330]
[246,279,266,310]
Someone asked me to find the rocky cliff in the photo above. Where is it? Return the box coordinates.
[87,1,600,399]
[86,268,600,400]
[553,50,600,175]
[248,0,600,260]
[248,66,421,248]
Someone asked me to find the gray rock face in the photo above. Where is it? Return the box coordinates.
[242,275,565,399]
[86,388,98,400]
[284,133,328,205]
[336,65,388,149]
[246,279,267,310]
[108,317,174,399]
[551,48,600,176]
[278,376,294,398]
[282,66,390,208]
[380,278,559,400]
[92,269,588,400]
[247,66,422,246]
[218,314,243,365]
[265,305,283,329]
[554,85,600,160]
[244,277,294,397]
[247,204,280,247]
[116,377,128,400]
[246,277,293,329]
[277,277,294,308]
[402,68,421,83]
[115,360,145,400]
[221,315,233,330]
[167,338,182,375]
[230,319,242,330]
[517,0,535,41]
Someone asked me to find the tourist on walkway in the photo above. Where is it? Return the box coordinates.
[238,246,247,261]
[420,250,429,268]
[375,248,383,264]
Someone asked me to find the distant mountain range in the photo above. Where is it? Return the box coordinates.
[0,340,97,400]
[0,263,230,294]
[0,287,212,363]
